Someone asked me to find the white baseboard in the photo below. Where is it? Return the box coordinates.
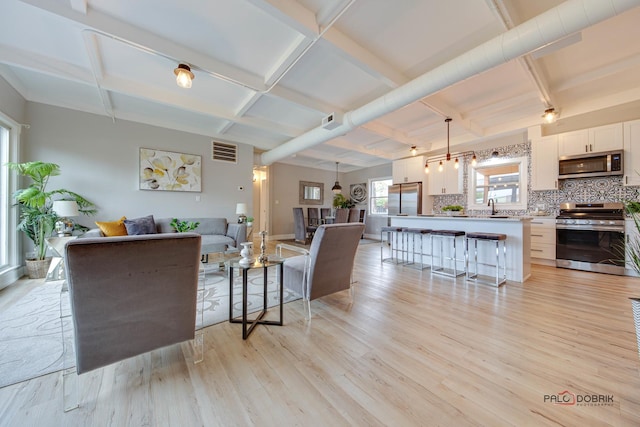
[0,266,25,291]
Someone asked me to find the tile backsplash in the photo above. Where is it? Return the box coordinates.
[432,141,640,216]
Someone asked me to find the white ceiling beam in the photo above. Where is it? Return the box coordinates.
[324,138,396,160]
[83,32,114,118]
[0,43,93,84]
[553,53,640,92]
[268,85,342,115]
[556,86,640,119]
[317,0,354,28]
[245,0,319,37]
[248,0,408,89]
[461,92,540,120]
[68,0,86,14]
[0,64,30,99]
[98,75,302,137]
[488,0,555,108]
[418,98,484,137]
[295,147,381,168]
[361,122,426,148]
[112,109,281,150]
[20,0,267,91]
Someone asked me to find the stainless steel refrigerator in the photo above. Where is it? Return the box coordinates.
[388,182,422,215]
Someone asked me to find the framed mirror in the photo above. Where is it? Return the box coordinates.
[299,181,324,205]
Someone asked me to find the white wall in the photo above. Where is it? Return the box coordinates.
[23,103,254,229]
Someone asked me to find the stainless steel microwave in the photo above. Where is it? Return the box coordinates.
[558,150,623,179]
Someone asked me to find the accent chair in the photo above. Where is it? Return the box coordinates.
[276,223,365,320]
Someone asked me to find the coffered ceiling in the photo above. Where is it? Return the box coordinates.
[2,0,640,172]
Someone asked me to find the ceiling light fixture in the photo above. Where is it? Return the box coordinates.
[332,161,342,194]
[424,162,429,174]
[438,160,444,172]
[174,63,194,89]
[471,154,477,166]
[543,107,557,123]
[410,146,417,156]
[491,150,500,159]
[445,117,452,162]
[454,157,459,169]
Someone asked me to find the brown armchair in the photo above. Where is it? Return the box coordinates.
[276,223,365,320]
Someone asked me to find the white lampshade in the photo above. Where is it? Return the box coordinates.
[235,203,248,215]
[52,200,79,217]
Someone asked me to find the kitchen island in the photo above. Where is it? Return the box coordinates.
[388,215,532,282]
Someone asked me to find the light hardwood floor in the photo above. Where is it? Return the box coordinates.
[1,241,640,426]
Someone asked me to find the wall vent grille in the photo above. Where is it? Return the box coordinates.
[212,141,237,163]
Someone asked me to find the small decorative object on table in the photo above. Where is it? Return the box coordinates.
[258,230,268,263]
[239,242,254,265]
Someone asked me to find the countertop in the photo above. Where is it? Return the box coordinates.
[389,214,533,222]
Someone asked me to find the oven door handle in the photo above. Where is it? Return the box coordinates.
[556,224,624,232]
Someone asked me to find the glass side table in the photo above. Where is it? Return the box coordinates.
[227,256,284,339]
[46,236,77,281]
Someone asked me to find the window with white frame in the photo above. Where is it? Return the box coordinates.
[0,115,19,280]
[369,177,392,215]
[0,123,10,269]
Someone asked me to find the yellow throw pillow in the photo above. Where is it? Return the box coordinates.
[95,216,128,236]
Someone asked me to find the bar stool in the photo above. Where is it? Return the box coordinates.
[381,226,404,264]
[431,230,466,277]
[403,228,431,270]
[465,232,507,287]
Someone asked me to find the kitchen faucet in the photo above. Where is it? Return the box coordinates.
[488,198,497,215]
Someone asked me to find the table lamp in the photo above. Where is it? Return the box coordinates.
[52,200,79,236]
[235,203,248,223]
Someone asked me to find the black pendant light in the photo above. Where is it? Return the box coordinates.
[332,161,342,194]
[445,117,452,162]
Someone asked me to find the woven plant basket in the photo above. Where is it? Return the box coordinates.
[25,257,52,279]
[632,298,640,358]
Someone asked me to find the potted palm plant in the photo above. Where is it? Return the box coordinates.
[7,161,96,278]
[623,200,640,358]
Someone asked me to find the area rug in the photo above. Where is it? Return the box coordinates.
[0,280,65,389]
[200,266,301,327]
[0,267,300,389]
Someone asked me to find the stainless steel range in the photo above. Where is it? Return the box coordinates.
[556,202,625,275]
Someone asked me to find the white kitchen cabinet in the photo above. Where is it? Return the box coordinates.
[625,218,640,276]
[392,156,425,184]
[427,161,462,195]
[623,119,640,186]
[530,218,556,261]
[558,123,623,157]
[531,135,558,191]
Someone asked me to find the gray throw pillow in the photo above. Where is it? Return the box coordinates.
[124,215,157,235]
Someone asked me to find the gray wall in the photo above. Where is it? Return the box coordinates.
[23,103,254,229]
[0,76,26,125]
[343,163,392,238]
[269,162,337,238]
[269,161,392,239]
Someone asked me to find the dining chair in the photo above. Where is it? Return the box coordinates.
[334,208,349,223]
[293,207,307,243]
[348,208,360,223]
[306,207,320,240]
[320,208,331,223]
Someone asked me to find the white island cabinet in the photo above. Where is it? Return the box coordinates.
[388,216,532,283]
